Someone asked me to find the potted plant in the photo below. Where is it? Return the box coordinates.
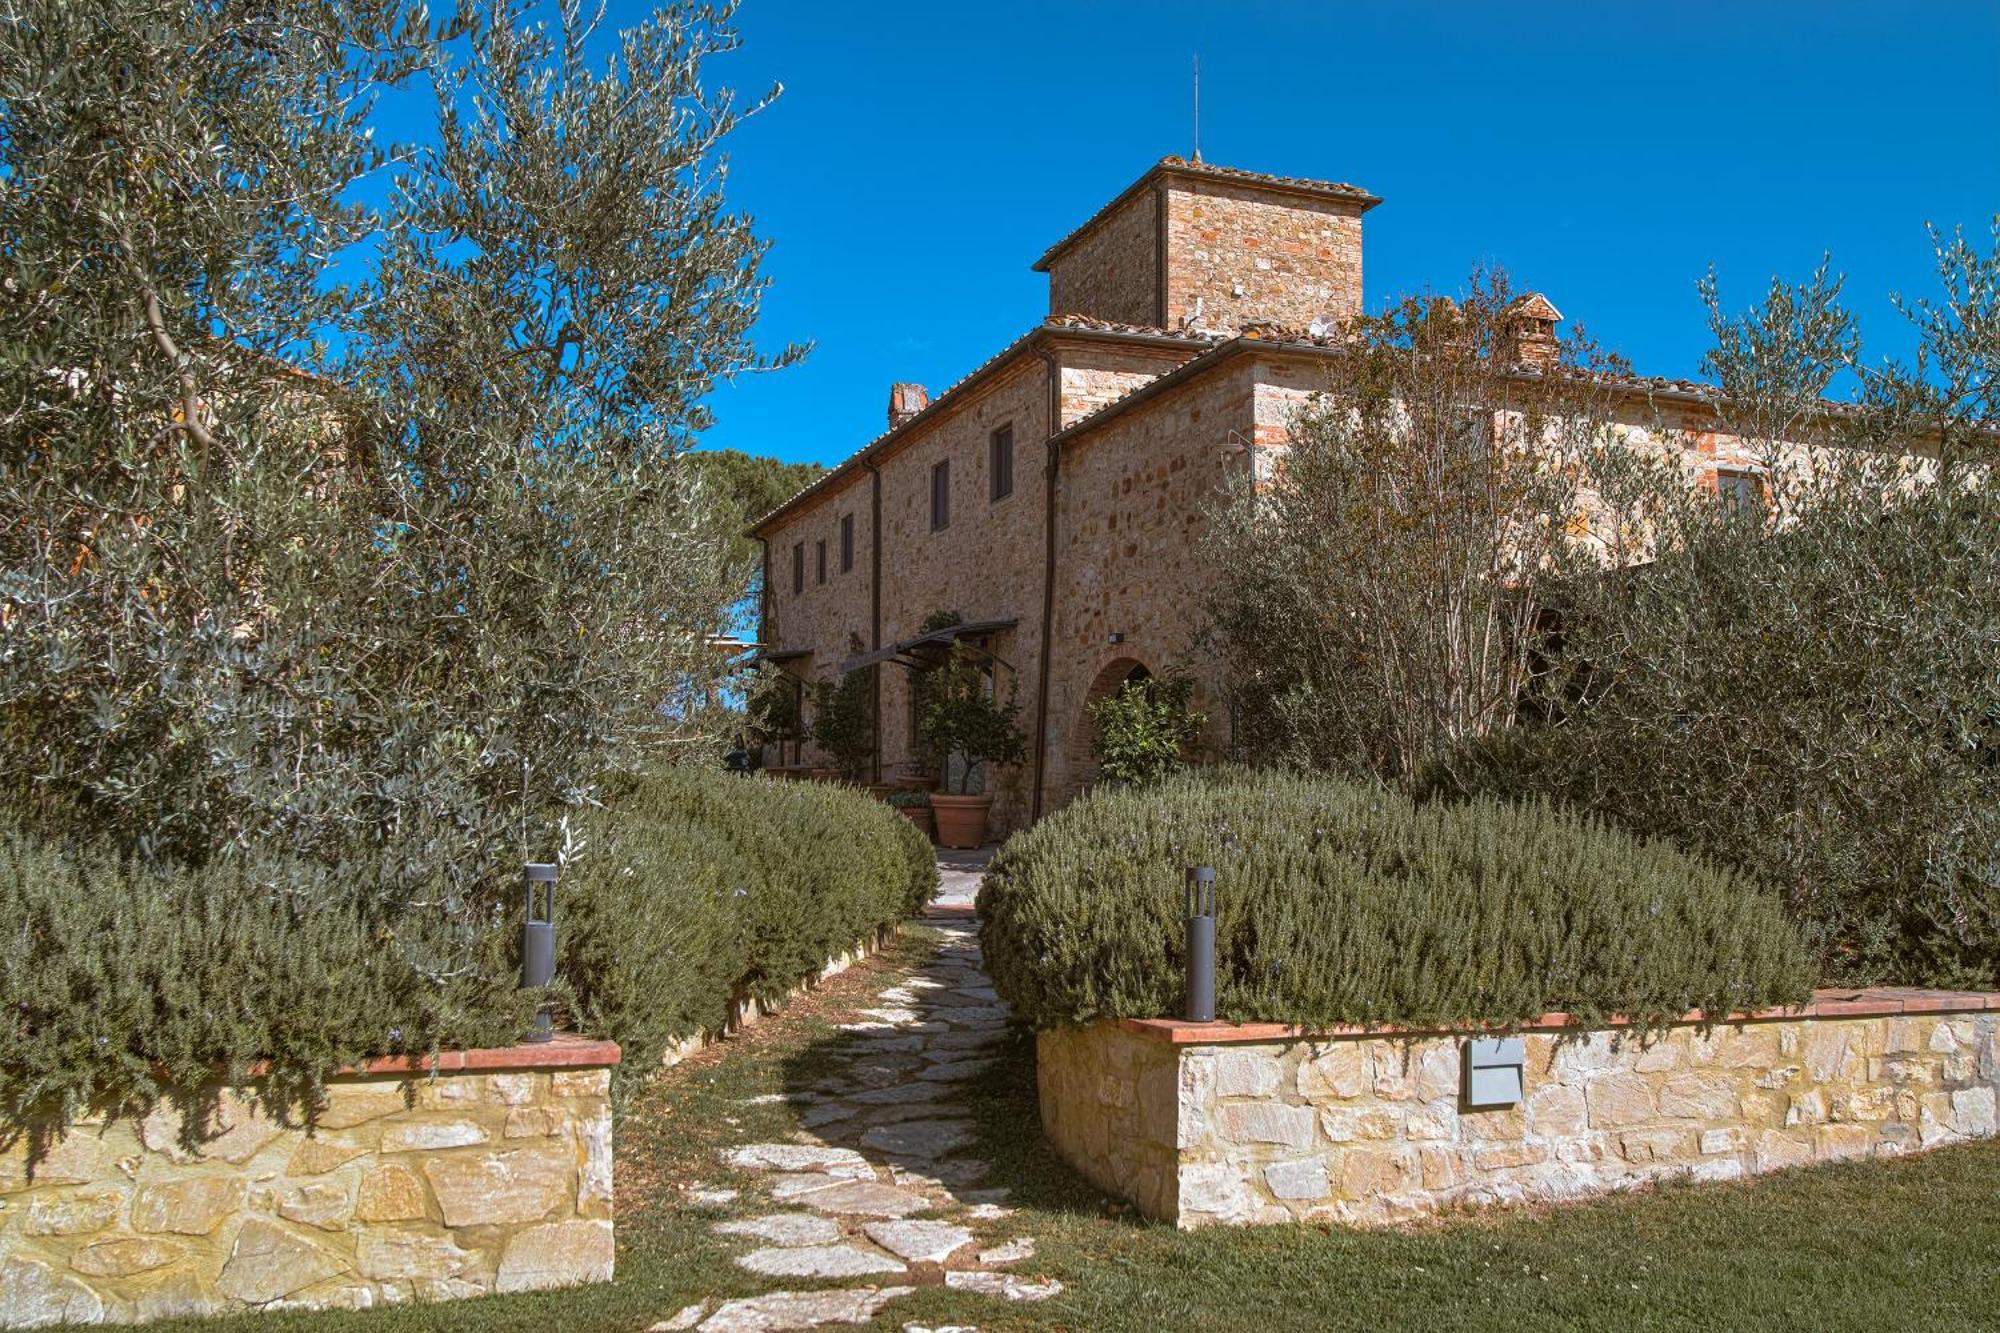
[887,788,934,839]
[745,667,805,777]
[808,664,875,785]
[916,643,1027,848]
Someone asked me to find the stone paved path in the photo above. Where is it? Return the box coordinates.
[656,862,1059,1333]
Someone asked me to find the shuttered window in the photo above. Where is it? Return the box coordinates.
[930,459,950,531]
[990,424,1014,502]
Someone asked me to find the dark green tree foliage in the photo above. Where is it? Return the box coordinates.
[809,649,876,782]
[1088,673,1206,785]
[688,450,829,531]
[977,770,1812,1032]
[0,830,531,1143]
[1450,236,2000,987]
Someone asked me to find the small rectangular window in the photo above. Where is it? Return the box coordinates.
[791,542,804,595]
[1717,469,1767,522]
[989,424,1014,502]
[931,459,951,532]
[840,513,854,573]
[816,539,827,584]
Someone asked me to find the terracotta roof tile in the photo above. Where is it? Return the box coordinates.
[745,320,1214,534]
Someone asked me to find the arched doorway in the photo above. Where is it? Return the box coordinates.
[1066,656,1152,799]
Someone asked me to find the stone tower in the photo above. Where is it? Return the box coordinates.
[1033,156,1380,334]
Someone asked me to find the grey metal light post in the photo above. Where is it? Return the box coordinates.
[1186,865,1216,1023]
[523,862,558,1043]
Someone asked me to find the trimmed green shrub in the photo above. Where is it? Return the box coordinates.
[887,803,942,917]
[559,769,937,1081]
[2,767,937,1137]
[0,831,530,1141]
[978,770,1813,1032]
[558,805,747,1081]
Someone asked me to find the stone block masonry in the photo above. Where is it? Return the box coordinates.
[0,1037,619,1326]
[1037,989,2000,1228]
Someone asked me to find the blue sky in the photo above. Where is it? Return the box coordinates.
[678,2,1998,468]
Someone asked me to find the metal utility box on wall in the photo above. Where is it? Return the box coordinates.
[1462,1036,1525,1108]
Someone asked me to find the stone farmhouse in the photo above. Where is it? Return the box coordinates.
[748,156,1776,836]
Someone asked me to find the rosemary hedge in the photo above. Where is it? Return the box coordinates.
[0,833,532,1139]
[1,771,936,1135]
[978,770,1813,1032]
[563,770,937,1076]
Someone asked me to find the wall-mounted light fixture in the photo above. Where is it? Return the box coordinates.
[1462,1036,1525,1107]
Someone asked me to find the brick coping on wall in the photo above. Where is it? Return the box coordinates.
[245,1033,622,1080]
[1114,986,2000,1046]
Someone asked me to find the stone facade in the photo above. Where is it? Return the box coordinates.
[1044,187,1160,327]
[1037,991,2000,1229]
[750,155,1843,835]
[0,1041,618,1327]
[1035,157,1377,334]
[1160,177,1366,334]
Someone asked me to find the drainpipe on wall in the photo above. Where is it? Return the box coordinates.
[865,457,884,785]
[1030,342,1061,822]
[754,536,772,767]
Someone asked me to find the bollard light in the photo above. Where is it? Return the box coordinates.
[1185,865,1217,1023]
[522,862,558,1043]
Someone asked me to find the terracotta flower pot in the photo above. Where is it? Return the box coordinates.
[896,805,935,840]
[929,793,992,849]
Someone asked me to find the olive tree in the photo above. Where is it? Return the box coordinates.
[1202,270,1629,787]
[1458,228,2000,986]
[0,0,451,862]
[0,0,796,904]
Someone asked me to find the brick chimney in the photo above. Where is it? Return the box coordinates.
[1499,293,1563,369]
[887,382,929,429]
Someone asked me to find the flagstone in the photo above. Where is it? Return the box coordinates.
[977,1238,1034,1266]
[889,1160,990,1189]
[697,1286,913,1332]
[917,1060,994,1083]
[861,1220,974,1265]
[725,1144,874,1178]
[848,1082,954,1106]
[735,1245,905,1280]
[714,1215,843,1247]
[861,1119,976,1159]
[791,1180,933,1218]
[801,1103,860,1128]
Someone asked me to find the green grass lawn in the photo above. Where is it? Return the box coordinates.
[152,926,2000,1332]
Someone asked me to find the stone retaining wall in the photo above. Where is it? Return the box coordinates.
[0,1038,619,1327]
[1037,989,2000,1229]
